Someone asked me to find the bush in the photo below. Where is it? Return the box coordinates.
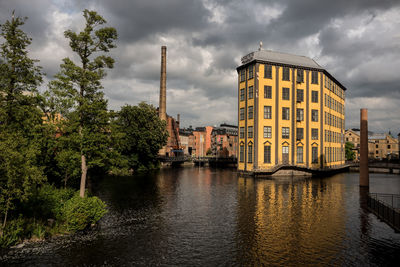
[62,195,107,232]
[21,184,75,220]
[0,216,25,248]
[26,220,46,240]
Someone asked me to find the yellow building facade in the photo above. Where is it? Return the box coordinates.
[237,50,346,172]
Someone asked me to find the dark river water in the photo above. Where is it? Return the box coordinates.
[1,167,400,266]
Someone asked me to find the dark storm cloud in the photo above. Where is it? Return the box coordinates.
[1,0,399,132]
[93,0,211,43]
[0,0,53,49]
[267,0,400,40]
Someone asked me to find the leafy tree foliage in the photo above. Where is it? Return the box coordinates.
[345,142,355,161]
[0,13,45,230]
[112,103,168,171]
[48,10,117,197]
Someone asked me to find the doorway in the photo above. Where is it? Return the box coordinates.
[282,146,289,164]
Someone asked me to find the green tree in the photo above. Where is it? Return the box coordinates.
[112,103,168,171]
[48,10,117,197]
[0,13,45,230]
[345,142,355,161]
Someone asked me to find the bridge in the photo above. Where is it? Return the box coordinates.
[158,156,237,167]
[245,164,351,177]
[349,162,400,174]
[193,157,237,167]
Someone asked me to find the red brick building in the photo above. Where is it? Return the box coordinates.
[211,124,238,157]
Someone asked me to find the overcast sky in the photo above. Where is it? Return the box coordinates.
[1,0,400,134]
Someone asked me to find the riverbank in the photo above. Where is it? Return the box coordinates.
[0,185,107,249]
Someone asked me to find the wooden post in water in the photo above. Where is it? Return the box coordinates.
[360,109,369,187]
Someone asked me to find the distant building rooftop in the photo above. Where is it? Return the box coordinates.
[369,133,387,140]
[220,123,237,129]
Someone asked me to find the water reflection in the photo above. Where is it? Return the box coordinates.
[236,176,347,265]
[1,169,400,266]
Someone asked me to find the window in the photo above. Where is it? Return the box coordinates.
[239,145,244,162]
[240,108,245,120]
[282,67,290,81]
[282,107,290,120]
[264,64,272,79]
[311,128,318,140]
[297,128,304,140]
[296,147,303,163]
[388,145,391,149]
[248,106,253,119]
[264,126,272,138]
[248,144,253,163]
[311,71,318,84]
[239,127,244,138]
[311,91,318,103]
[376,144,378,148]
[296,108,304,121]
[282,146,289,155]
[240,89,245,101]
[312,147,318,163]
[296,89,304,102]
[248,126,253,138]
[264,86,272,99]
[311,109,318,122]
[248,86,253,99]
[264,145,271,163]
[248,66,253,79]
[297,69,304,83]
[264,106,272,119]
[240,69,245,82]
[282,127,290,139]
[282,87,290,100]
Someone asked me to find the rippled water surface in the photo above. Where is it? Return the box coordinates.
[1,167,400,266]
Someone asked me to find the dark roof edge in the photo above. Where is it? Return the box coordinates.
[236,59,347,91]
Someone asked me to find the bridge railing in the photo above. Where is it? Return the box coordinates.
[367,193,400,232]
[158,155,191,162]
[368,193,400,210]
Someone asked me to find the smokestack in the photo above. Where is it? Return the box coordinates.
[159,46,167,121]
[360,108,369,187]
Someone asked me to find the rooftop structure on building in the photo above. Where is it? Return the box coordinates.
[179,127,194,136]
[212,124,238,136]
[368,133,388,140]
[240,49,347,91]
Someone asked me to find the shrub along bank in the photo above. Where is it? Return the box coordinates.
[0,185,107,248]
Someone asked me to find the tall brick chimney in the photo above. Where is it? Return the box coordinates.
[159,46,167,121]
[159,46,167,156]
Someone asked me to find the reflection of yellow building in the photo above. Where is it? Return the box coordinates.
[236,175,346,265]
[237,49,346,172]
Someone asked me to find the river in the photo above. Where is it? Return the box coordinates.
[1,167,400,266]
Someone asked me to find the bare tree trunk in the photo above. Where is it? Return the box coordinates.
[80,154,87,198]
[2,199,10,230]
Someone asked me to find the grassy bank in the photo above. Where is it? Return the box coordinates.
[0,184,107,248]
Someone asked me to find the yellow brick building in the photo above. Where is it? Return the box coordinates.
[237,49,346,172]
